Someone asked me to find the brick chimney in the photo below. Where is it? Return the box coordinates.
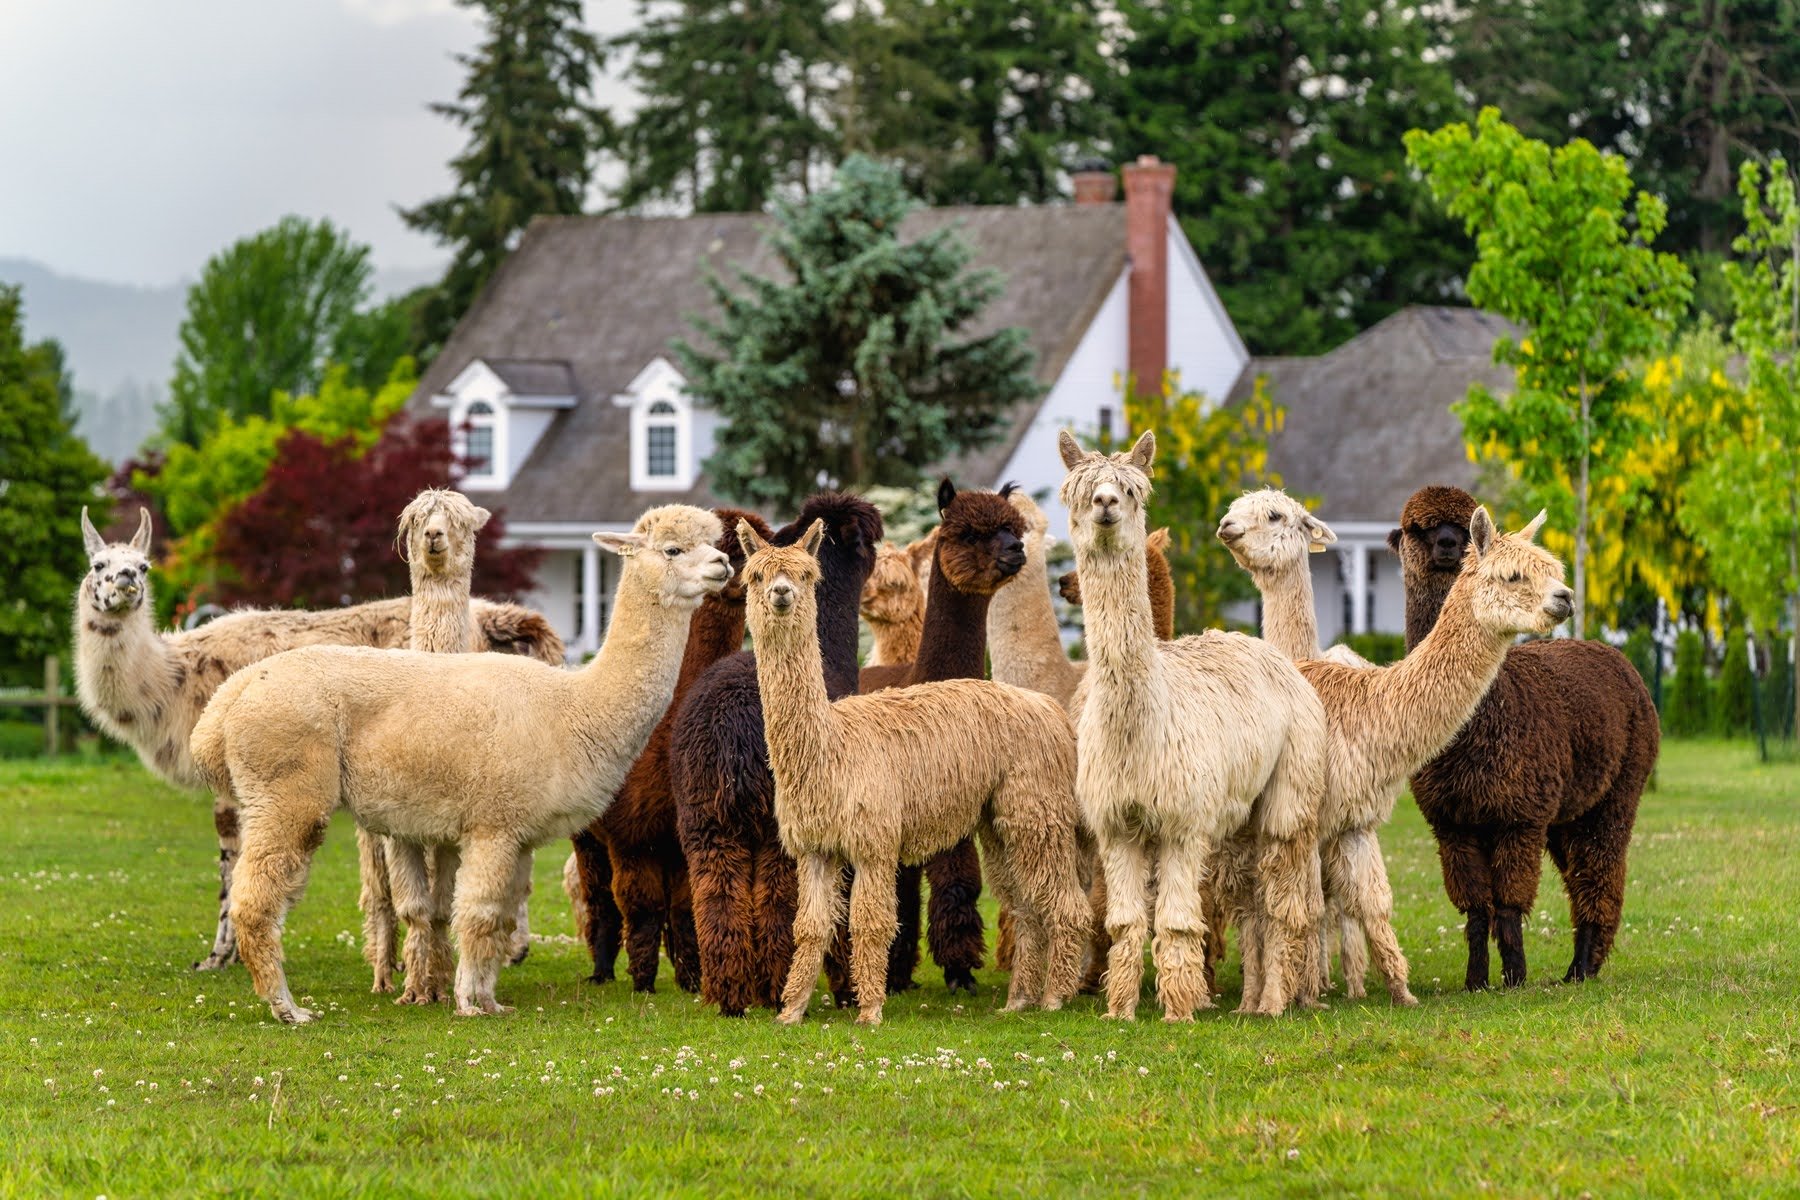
[1072,167,1117,205]
[1122,155,1176,397]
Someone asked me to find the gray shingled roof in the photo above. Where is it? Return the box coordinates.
[485,358,576,398]
[1230,306,1517,526]
[411,206,1129,524]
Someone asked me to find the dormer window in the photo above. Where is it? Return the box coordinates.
[463,400,497,476]
[645,401,679,478]
[615,356,704,492]
[431,357,576,492]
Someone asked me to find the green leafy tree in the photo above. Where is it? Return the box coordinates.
[0,286,110,684]
[1104,0,1469,355]
[1681,156,1800,737]
[1665,628,1712,736]
[678,154,1040,511]
[161,217,375,446]
[610,0,836,213]
[1406,108,1694,638]
[403,0,610,356]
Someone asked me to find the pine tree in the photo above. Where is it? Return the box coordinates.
[610,0,838,213]
[677,155,1040,511]
[402,0,610,357]
[1666,628,1712,737]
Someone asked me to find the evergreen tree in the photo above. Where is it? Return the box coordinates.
[1666,628,1711,736]
[0,286,110,684]
[1715,629,1755,736]
[403,0,610,356]
[610,0,837,213]
[678,155,1040,511]
[1105,0,1470,355]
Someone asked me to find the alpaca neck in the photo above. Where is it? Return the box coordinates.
[409,569,474,653]
[572,571,693,749]
[1403,567,1457,651]
[817,553,866,701]
[910,554,994,683]
[750,610,840,834]
[987,541,1077,694]
[1367,568,1512,769]
[1077,534,1161,689]
[866,606,923,668]
[73,593,182,765]
[1252,556,1321,660]
[677,595,748,694]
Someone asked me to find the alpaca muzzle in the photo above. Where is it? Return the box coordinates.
[1217,519,1243,544]
[1545,588,1574,622]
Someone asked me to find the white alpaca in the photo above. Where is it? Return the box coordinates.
[72,507,563,970]
[1218,488,1573,1003]
[190,504,730,1023]
[1060,431,1327,1020]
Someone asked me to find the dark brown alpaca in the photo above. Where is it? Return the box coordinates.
[858,480,1028,994]
[1394,485,1659,989]
[672,493,883,1015]
[573,508,773,991]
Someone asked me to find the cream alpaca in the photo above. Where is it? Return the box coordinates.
[1059,431,1327,1020]
[860,542,924,667]
[1215,490,1369,669]
[72,507,563,970]
[1218,489,1573,1003]
[190,505,730,1023]
[740,520,1090,1026]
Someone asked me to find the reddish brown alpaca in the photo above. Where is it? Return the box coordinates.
[1394,485,1659,989]
[858,480,1027,994]
[572,508,772,991]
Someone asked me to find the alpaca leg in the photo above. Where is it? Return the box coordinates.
[571,829,621,983]
[777,854,841,1025]
[1432,827,1497,991]
[994,906,1016,974]
[1098,837,1152,1021]
[887,864,923,993]
[687,839,756,1016]
[1337,906,1369,999]
[1151,840,1215,1022]
[924,838,985,993]
[451,838,523,1017]
[230,809,329,1025]
[1550,780,1640,981]
[196,796,242,971]
[979,828,1040,1011]
[1490,824,1549,988]
[506,850,534,966]
[389,840,441,1005]
[824,864,856,1009]
[1081,871,1110,995]
[664,855,702,994]
[612,844,670,993]
[356,829,399,993]
[1333,829,1415,1006]
[1002,826,1088,1012]
[847,863,901,1026]
[426,843,460,1001]
[752,840,800,1011]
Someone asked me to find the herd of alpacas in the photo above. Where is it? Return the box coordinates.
[71,428,1659,1025]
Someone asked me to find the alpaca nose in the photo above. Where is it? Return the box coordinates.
[769,582,795,610]
[1094,497,1121,526]
[1547,587,1574,620]
[116,566,136,582]
[1217,519,1242,544]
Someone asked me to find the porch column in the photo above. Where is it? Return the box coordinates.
[1349,542,1370,635]
[581,541,602,656]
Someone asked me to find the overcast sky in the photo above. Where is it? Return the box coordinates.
[0,0,636,287]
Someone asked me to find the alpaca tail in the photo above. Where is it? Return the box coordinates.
[472,601,565,666]
[190,667,257,795]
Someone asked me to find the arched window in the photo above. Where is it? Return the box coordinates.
[644,400,678,478]
[463,400,496,476]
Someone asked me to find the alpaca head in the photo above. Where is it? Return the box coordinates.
[1216,489,1336,575]
[595,505,731,609]
[396,489,490,580]
[738,517,825,643]
[933,479,1027,596]
[1057,428,1154,556]
[713,507,776,605]
[860,541,923,627]
[1461,507,1573,636]
[80,507,153,616]
[1390,485,1478,581]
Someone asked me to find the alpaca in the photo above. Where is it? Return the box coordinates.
[739,519,1090,1026]
[1392,485,1659,989]
[73,507,564,971]
[1059,430,1327,1020]
[905,529,937,607]
[857,480,1027,994]
[860,542,924,668]
[190,505,731,1023]
[1220,488,1576,1004]
[672,493,884,1016]
[1056,526,1177,641]
[573,508,773,993]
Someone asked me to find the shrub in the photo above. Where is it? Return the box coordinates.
[1332,632,1407,665]
[1622,627,1657,692]
[1714,632,1755,737]
[1665,629,1711,737]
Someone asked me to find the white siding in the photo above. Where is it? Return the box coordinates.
[1165,217,1250,406]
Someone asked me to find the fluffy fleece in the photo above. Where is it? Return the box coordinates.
[190,505,730,1023]
[742,520,1089,1025]
[860,542,924,668]
[1394,485,1659,989]
[73,507,563,972]
[1060,431,1327,1020]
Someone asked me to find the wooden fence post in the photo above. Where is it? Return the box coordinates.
[44,655,60,757]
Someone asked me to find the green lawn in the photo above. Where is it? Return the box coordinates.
[1,742,1795,1198]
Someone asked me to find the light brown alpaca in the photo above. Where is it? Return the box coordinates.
[739,519,1090,1026]
[860,542,924,668]
[1060,431,1327,1021]
[72,507,563,971]
[1218,490,1574,1004]
[190,505,730,1023]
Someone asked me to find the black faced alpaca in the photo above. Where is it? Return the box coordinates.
[671,493,883,1015]
[1393,485,1660,990]
[574,508,773,991]
[858,479,1027,994]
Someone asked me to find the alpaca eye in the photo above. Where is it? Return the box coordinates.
[665,546,682,558]
[1507,572,1522,584]
[1269,511,1283,522]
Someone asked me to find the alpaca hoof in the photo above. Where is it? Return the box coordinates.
[1344,982,1366,1000]
[371,980,395,995]
[508,943,531,967]
[1041,996,1064,1013]
[1100,1009,1135,1022]
[774,1009,805,1026]
[454,1004,488,1017]
[193,952,236,972]
[943,967,978,994]
[1302,997,1329,1011]
[274,1004,316,1025]
[854,1011,883,1027]
[632,982,656,995]
[1392,988,1419,1007]
[585,970,615,986]
[1162,1011,1196,1024]
[1000,1000,1032,1014]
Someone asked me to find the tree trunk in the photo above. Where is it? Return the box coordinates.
[1575,376,1590,639]
[1789,520,1798,740]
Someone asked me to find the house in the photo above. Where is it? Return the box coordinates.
[1226,305,1516,646]
[409,157,1251,656]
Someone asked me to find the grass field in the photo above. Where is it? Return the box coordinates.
[2,742,1796,1198]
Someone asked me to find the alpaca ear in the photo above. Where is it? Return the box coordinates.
[1519,509,1548,543]
[1127,430,1156,472]
[736,519,766,559]
[130,508,153,554]
[1304,514,1337,552]
[936,477,957,513]
[1057,429,1085,471]
[1147,527,1171,553]
[1386,527,1403,554]
[472,506,492,532]
[81,507,106,557]
[799,518,826,559]
[1468,507,1496,557]
[594,530,644,557]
